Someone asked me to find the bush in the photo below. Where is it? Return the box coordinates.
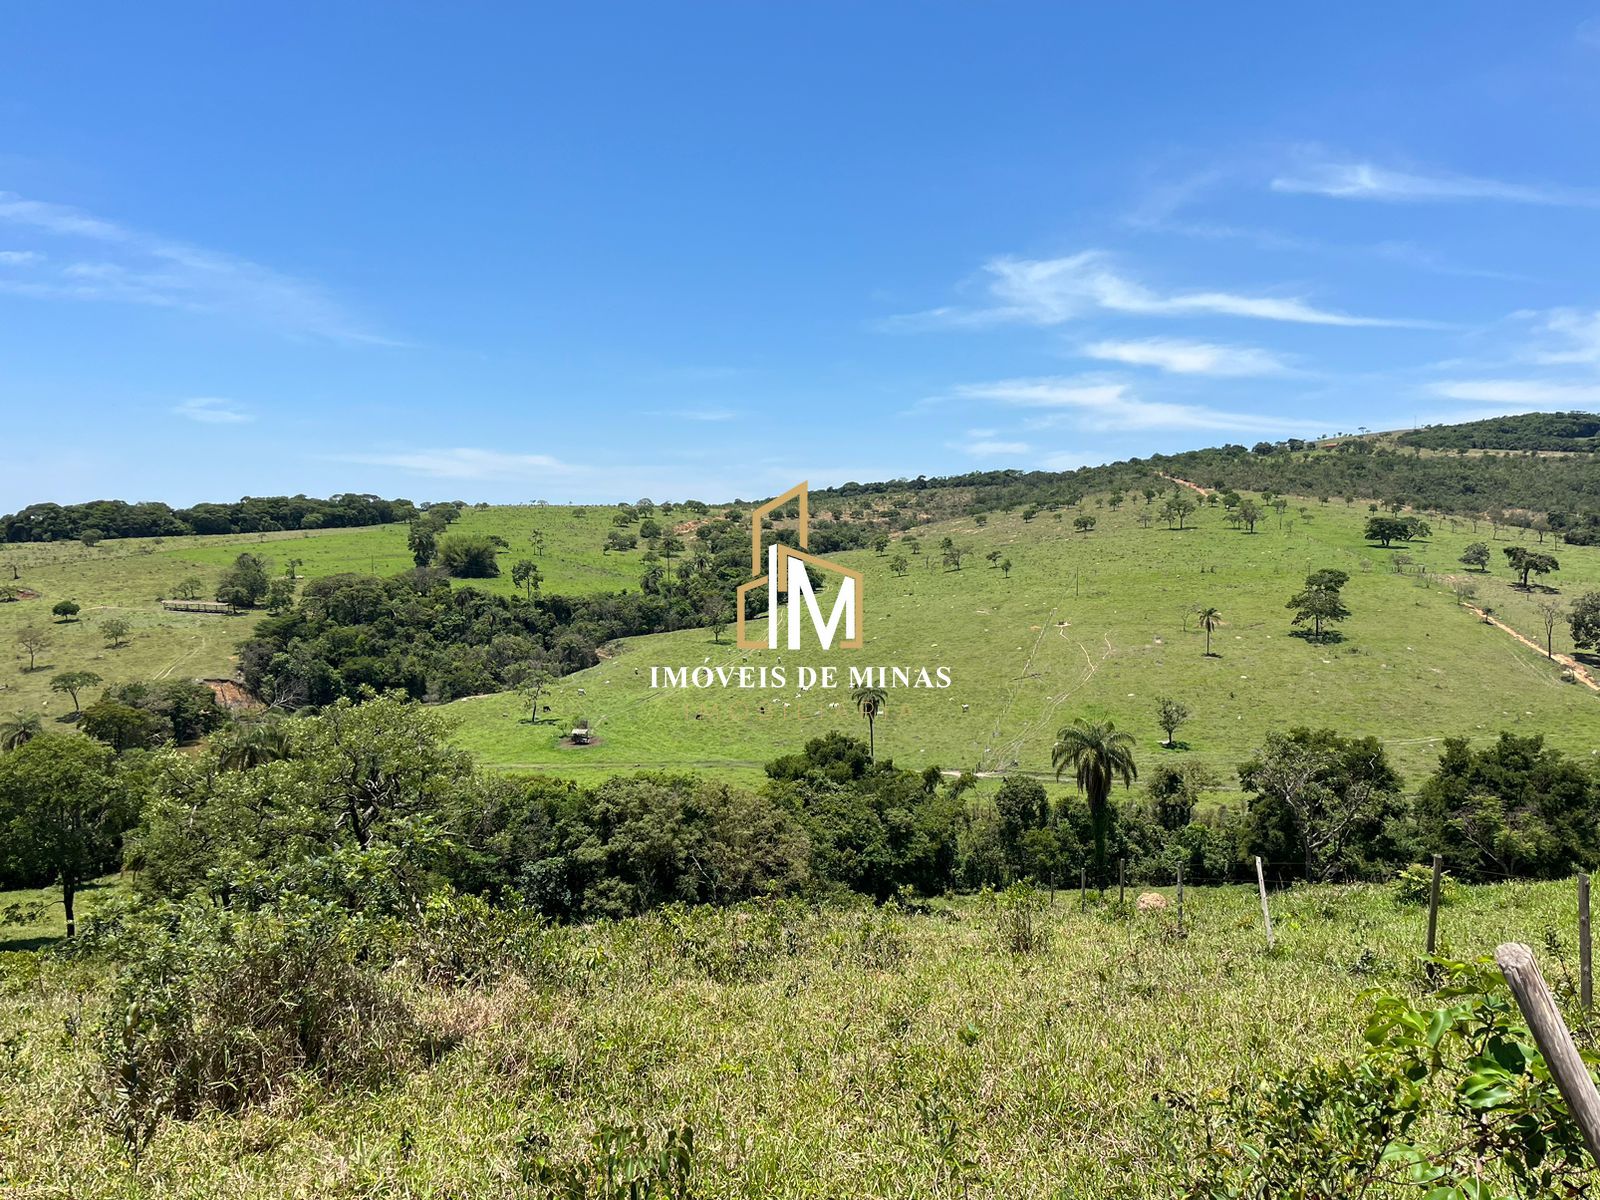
[1392,861,1456,906]
[95,897,419,1150]
[438,534,501,578]
[992,881,1049,955]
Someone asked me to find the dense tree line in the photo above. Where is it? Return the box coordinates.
[7,695,1599,935]
[0,493,420,543]
[1396,410,1600,452]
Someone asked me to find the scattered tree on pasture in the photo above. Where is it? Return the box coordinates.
[1155,696,1190,748]
[1567,592,1600,652]
[438,534,501,578]
[872,533,890,555]
[703,597,730,643]
[1287,569,1351,641]
[1000,558,1012,578]
[1051,717,1137,887]
[173,576,204,601]
[1503,546,1558,589]
[1238,498,1263,533]
[1161,493,1197,529]
[407,520,438,568]
[0,733,129,936]
[1073,515,1096,534]
[1536,601,1565,659]
[100,616,133,648]
[986,550,1002,568]
[1198,606,1222,656]
[51,600,81,622]
[216,552,272,608]
[79,528,105,547]
[49,670,102,716]
[890,554,909,578]
[1458,542,1490,571]
[511,558,543,600]
[849,684,888,761]
[15,625,50,671]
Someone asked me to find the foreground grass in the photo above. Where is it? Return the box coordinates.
[0,879,1591,1198]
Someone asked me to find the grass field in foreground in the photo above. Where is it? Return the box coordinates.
[452,494,1600,786]
[0,503,655,716]
[0,878,1589,1197]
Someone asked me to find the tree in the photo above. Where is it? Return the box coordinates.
[79,528,105,547]
[985,550,1002,569]
[1145,762,1213,831]
[0,712,43,752]
[1287,570,1350,641]
[850,684,887,761]
[438,534,501,578]
[16,625,50,671]
[1537,601,1565,659]
[173,576,204,601]
[216,552,272,608]
[1364,516,1430,547]
[511,558,543,600]
[407,520,438,568]
[942,545,965,571]
[702,597,730,643]
[1459,542,1490,572]
[1569,592,1600,652]
[1073,515,1096,534]
[0,734,128,936]
[1238,498,1263,533]
[1198,606,1222,657]
[1155,696,1190,748]
[1239,728,1402,882]
[1000,559,1013,578]
[1051,717,1137,886]
[1504,546,1558,589]
[872,534,890,555]
[80,700,163,751]
[1161,494,1197,529]
[890,555,909,578]
[49,670,102,716]
[512,664,556,723]
[528,529,546,557]
[51,599,81,622]
[264,577,297,614]
[100,616,133,648]
[213,719,294,771]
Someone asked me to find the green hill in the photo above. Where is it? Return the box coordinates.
[450,492,1600,785]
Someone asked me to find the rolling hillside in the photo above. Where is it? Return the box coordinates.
[450,492,1600,785]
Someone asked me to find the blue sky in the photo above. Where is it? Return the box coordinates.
[4,4,1600,510]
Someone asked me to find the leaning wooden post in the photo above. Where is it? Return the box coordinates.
[1254,856,1274,950]
[1580,874,1593,1013]
[1079,868,1086,913]
[1425,854,1443,956]
[1496,943,1600,1163]
[1118,858,1125,908]
[1176,862,1184,934]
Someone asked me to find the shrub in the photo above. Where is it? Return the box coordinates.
[1392,862,1456,906]
[993,881,1049,955]
[94,897,419,1151]
[438,534,501,578]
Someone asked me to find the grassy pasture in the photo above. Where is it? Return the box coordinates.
[0,877,1590,1197]
[452,496,1600,786]
[0,504,653,716]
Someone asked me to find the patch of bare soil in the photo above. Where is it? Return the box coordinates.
[559,734,603,749]
[201,678,266,712]
[1460,604,1600,692]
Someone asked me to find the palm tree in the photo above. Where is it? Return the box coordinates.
[850,684,887,761]
[1198,606,1223,657]
[1052,717,1137,887]
[214,719,294,771]
[0,711,43,752]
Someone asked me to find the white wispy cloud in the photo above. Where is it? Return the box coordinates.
[1425,379,1600,406]
[952,376,1324,434]
[949,436,1030,457]
[0,249,42,265]
[1082,337,1291,377]
[172,396,253,424]
[0,192,394,343]
[1272,157,1599,207]
[886,251,1428,330]
[332,448,577,480]
[1530,308,1600,366]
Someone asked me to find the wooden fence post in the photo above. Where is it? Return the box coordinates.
[1254,856,1274,950]
[1176,862,1184,934]
[1118,858,1125,908]
[1079,868,1086,912]
[1496,943,1600,1163]
[1425,854,1443,956]
[1581,874,1593,1013]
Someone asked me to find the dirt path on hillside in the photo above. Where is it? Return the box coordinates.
[1160,474,1211,497]
[1461,602,1600,692]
